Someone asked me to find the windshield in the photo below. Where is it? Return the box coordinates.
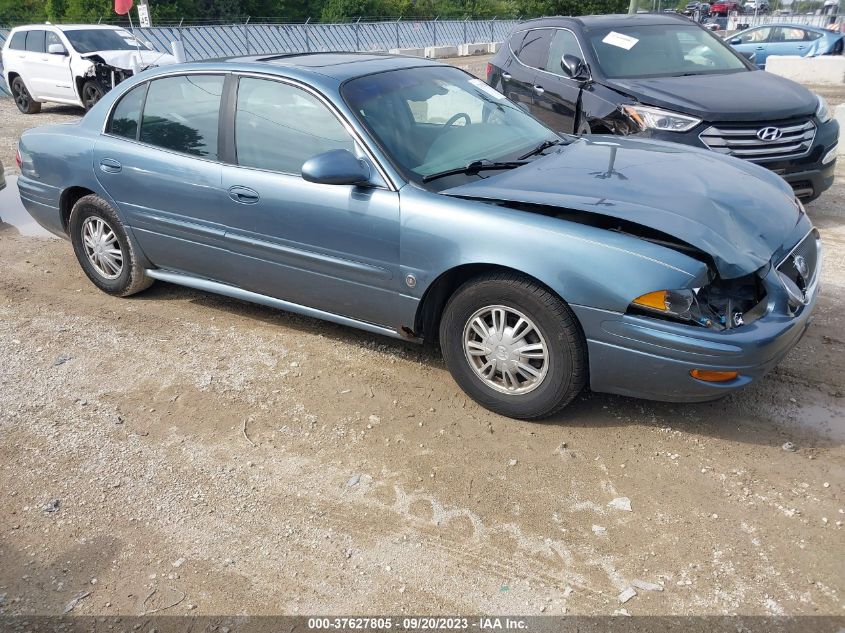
[341,66,559,186]
[587,24,748,78]
[64,29,152,54]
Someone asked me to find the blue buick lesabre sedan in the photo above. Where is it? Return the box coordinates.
[17,53,820,419]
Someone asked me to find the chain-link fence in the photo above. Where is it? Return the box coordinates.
[731,12,845,29]
[0,19,518,62]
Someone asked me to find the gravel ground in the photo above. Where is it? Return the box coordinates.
[0,59,843,618]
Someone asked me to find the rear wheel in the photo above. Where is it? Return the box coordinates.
[439,272,587,419]
[81,80,106,111]
[11,76,41,114]
[69,194,153,296]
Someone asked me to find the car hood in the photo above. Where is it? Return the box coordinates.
[81,49,178,70]
[604,70,817,122]
[441,136,801,279]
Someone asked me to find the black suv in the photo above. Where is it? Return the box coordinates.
[487,14,838,200]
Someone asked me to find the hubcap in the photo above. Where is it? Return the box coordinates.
[81,217,123,279]
[462,305,549,395]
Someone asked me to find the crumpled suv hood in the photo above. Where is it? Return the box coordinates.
[81,49,178,71]
[441,136,801,279]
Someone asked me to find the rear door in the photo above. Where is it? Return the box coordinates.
[768,27,817,59]
[528,28,585,134]
[93,73,230,278]
[504,29,553,114]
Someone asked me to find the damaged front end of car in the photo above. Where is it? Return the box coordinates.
[82,55,135,90]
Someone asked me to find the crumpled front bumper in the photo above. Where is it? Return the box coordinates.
[572,252,820,403]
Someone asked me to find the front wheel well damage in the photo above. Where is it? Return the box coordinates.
[413,264,573,342]
[60,187,96,233]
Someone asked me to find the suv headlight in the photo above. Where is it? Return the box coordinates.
[815,94,832,123]
[622,104,702,132]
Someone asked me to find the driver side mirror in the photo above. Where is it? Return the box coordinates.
[729,37,742,44]
[561,54,590,81]
[301,149,372,186]
[48,43,68,56]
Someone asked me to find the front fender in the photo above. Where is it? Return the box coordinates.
[397,185,709,324]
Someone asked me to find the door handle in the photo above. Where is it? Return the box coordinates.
[99,158,122,173]
[756,45,764,49]
[228,185,259,204]
[533,85,545,95]
[501,72,512,80]
[797,45,806,50]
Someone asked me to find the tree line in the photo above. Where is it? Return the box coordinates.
[1,0,634,26]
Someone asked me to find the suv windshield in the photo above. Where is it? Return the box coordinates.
[64,29,151,54]
[341,66,559,186]
[587,24,748,78]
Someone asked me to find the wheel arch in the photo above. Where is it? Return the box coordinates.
[413,263,580,343]
[60,186,97,234]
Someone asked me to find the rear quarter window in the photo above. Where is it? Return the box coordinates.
[108,83,148,140]
[8,31,27,50]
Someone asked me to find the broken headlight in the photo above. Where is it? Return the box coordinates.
[630,275,767,331]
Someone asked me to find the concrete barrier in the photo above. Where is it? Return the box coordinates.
[487,42,502,54]
[458,42,489,56]
[424,45,459,59]
[765,55,845,84]
[388,47,425,57]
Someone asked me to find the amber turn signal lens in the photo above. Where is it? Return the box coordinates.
[690,369,739,382]
[632,290,669,311]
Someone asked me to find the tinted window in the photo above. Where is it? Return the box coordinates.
[235,77,354,174]
[517,29,554,69]
[8,32,27,50]
[736,27,772,43]
[588,24,747,78]
[25,30,46,53]
[544,29,583,75]
[108,83,147,140]
[139,75,223,158]
[63,29,151,54]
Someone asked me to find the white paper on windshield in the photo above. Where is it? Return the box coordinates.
[469,78,507,100]
[602,31,639,50]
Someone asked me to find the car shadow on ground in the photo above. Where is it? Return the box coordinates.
[128,281,843,451]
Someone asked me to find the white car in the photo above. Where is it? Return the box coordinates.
[1,24,177,114]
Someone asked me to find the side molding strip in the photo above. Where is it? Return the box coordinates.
[145,269,404,340]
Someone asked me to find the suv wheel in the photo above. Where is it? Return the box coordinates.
[439,272,587,419]
[11,76,41,114]
[82,80,106,111]
[69,194,153,296]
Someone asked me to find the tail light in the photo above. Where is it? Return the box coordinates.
[15,147,22,169]
[486,63,493,79]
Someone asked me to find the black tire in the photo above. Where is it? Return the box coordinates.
[11,76,41,114]
[81,79,106,111]
[439,272,587,420]
[69,194,153,297]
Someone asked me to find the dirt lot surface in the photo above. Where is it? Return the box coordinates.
[0,58,843,618]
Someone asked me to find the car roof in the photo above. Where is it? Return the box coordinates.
[224,52,443,80]
[514,13,694,31]
[10,24,127,32]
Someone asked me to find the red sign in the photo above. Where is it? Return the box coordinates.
[114,0,134,15]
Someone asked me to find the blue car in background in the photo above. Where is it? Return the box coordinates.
[15,54,821,419]
[728,23,844,68]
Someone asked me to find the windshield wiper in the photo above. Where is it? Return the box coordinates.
[518,138,564,160]
[422,159,527,183]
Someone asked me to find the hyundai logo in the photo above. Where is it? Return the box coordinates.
[757,126,784,142]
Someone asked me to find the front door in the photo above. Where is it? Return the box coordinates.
[528,28,584,134]
[30,31,75,102]
[218,76,401,327]
[732,26,773,69]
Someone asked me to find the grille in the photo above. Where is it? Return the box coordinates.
[699,118,816,162]
[777,229,821,308]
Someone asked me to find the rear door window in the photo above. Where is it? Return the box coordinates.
[8,31,27,50]
[139,74,224,159]
[25,30,46,53]
[108,83,148,140]
[517,29,554,69]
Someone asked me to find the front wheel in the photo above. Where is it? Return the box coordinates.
[439,272,588,419]
[81,80,106,111]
